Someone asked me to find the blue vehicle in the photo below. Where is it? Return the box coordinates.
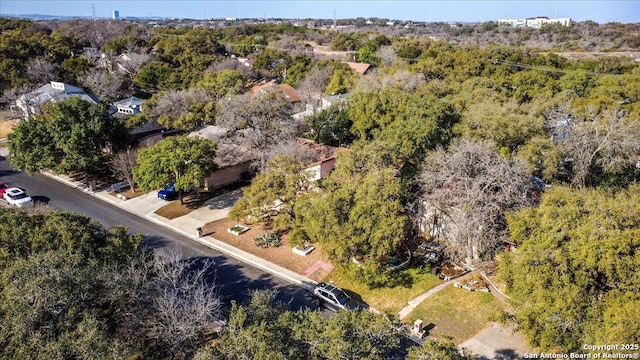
[157,183,177,200]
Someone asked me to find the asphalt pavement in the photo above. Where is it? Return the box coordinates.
[45,171,319,291]
[42,167,534,360]
[0,144,529,359]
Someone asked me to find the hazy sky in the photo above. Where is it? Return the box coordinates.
[1,0,639,23]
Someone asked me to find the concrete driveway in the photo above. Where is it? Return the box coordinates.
[459,322,532,359]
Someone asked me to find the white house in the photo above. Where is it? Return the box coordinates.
[15,81,100,119]
[111,96,144,116]
[498,17,571,28]
[292,93,350,120]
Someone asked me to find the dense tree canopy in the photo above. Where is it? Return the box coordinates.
[500,185,640,351]
[294,142,408,286]
[0,208,142,359]
[143,88,216,131]
[9,97,123,175]
[229,155,312,232]
[196,69,247,99]
[0,208,224,360]
[200,290,406,360]
[133,136,218,203]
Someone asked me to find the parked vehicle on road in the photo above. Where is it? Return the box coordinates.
[158,183,177,200]
[3,187,33,207]
[312,282,362,311]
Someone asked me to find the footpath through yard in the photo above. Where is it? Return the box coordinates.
[44,172,532,359]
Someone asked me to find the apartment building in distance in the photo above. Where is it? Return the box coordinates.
[498,17,572,28]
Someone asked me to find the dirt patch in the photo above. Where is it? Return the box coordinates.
[110,186,147,199]
[0,119,18,138]
[201,217,332,279]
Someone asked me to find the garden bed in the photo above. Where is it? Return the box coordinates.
[292,245,315,256]
[439,261,468,280]
[228,225,249,236]
[200,217,331,280]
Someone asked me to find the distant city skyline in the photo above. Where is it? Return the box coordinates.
[1,1,639,23]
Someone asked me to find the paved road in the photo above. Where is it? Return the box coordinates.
[460,323,532,359]
[0,155,316,311]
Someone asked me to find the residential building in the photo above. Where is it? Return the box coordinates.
[188,125,345,189]
[296,138,344,181]
[344,62,371,75]
[292,93,350,120]
[109,96,166,141]
[188,125,258,190]
[498,17,571,28]
[15,81,100,119]
[111,96,144,116]
[248,78,301,104]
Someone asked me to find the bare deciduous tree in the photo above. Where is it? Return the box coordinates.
[118,51,151,81]
[419,139,534,266]
[272,35,309,55]
[377,45,397,67]
[266,138,317,166]
[381,70,425,91]
[218,89,294,171]
[25,58,58,86]
[0,84,31,113]
[111,147,138,192]
[145,88,214,130]
[80,68,123,103]
[558,108,640,187]
[107,251,223,357]
[298,66,333,113]
[208,58,258,79]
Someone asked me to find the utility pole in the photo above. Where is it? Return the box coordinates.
[333,10,336,29]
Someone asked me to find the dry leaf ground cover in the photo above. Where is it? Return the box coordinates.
[201,217,332,281]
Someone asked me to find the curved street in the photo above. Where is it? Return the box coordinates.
[0,153,316,311]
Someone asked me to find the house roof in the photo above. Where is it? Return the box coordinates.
[128,120,165,136]
[188,125,259,168]
[324,93,350,105]
[344,62,371,75]
[249,79,277,96]
[248,79,301,103]
[297,138,341,163]
[114,96,144,108]
[188,124,229,140]
[17,81,100,108]
[279,84,301,103]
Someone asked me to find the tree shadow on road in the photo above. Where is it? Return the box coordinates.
[186,255,314,312]
[472,348,521,360]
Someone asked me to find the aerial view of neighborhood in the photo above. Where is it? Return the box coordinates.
[0,0,638,359]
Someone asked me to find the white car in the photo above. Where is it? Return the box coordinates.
[3,187,33,207]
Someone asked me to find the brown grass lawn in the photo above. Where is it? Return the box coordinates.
[199,218,442,311]
[0,119,17,139]
[155,191,218,219]
[327,267,442,314]
[407,286,503,343]
[201,217,332,280]
[109,186,147,199]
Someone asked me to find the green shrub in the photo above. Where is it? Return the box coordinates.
[254,232,280,248]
